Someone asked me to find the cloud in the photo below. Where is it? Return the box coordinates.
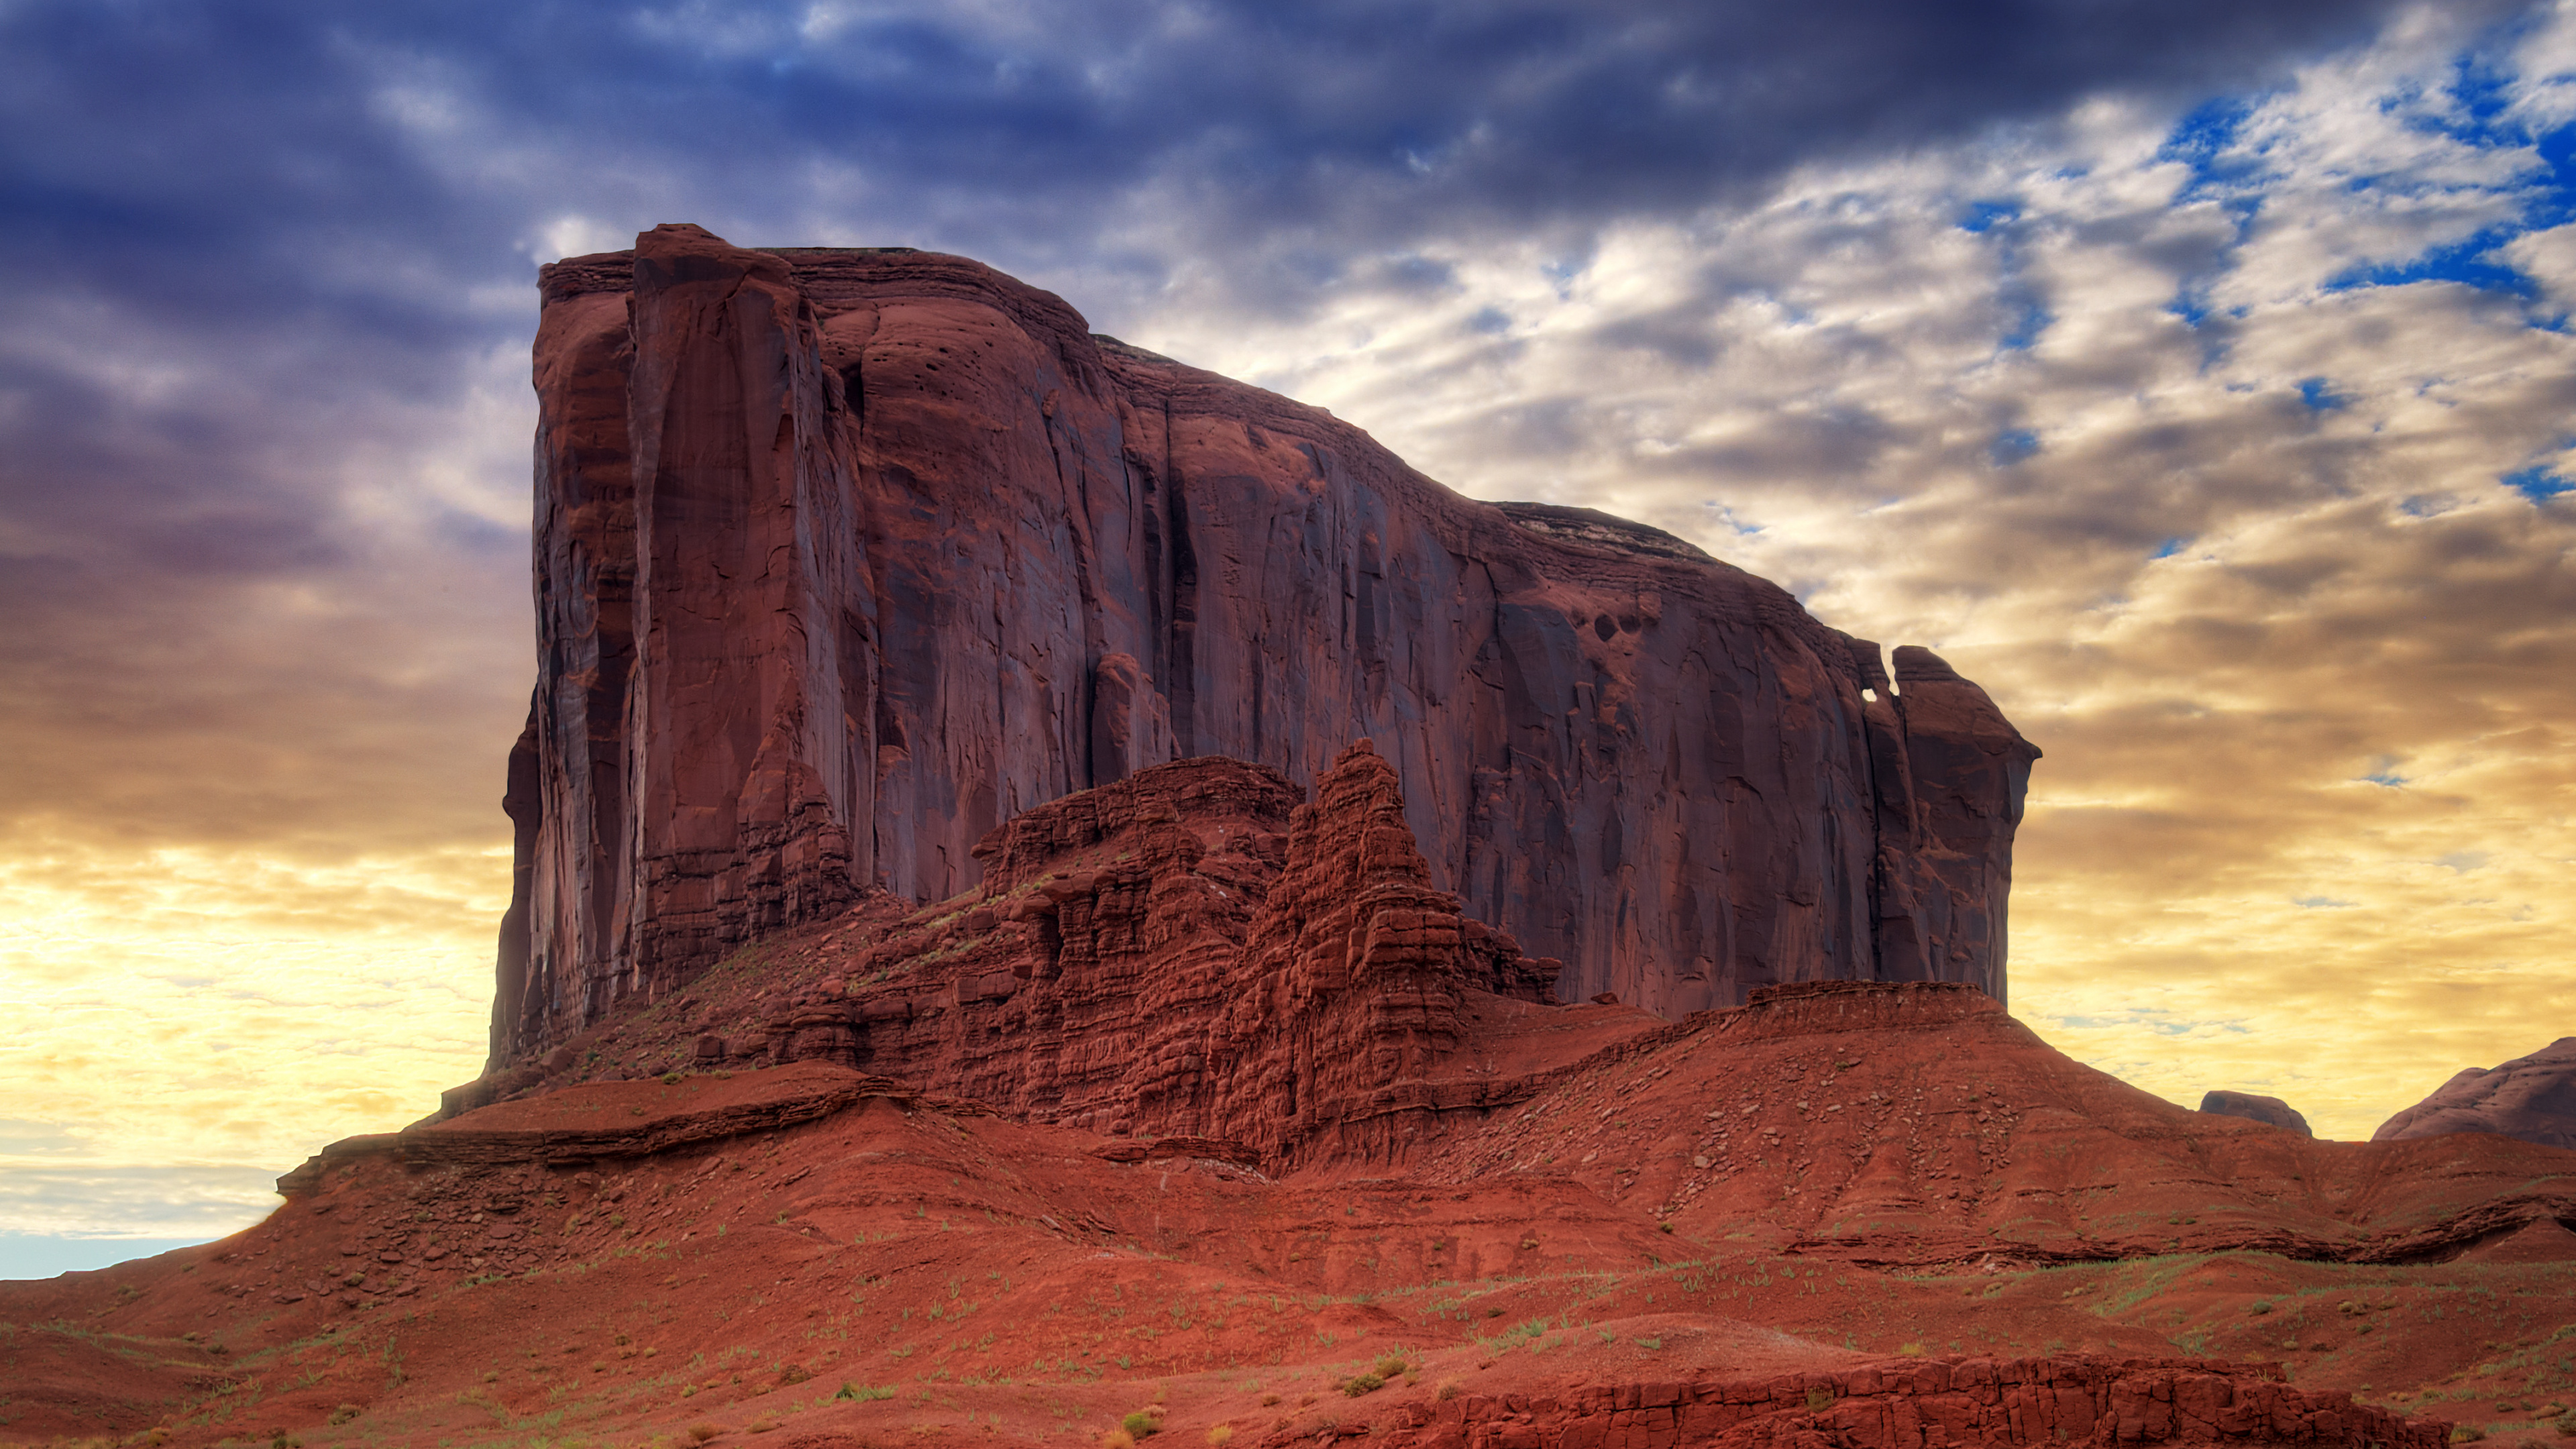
[0,1165,282,1241]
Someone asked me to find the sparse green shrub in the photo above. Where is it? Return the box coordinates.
[688,1424,720,1444]
[833,1384,894,1403]
[1122,1409,1162,1437]
[1340,1374,1385,1398]
[663,1072,686,1085]
[1374,1354,1409,1379]
[1205,1428,1233,1447]
[1436,1381,1460,1403]
[2450,1430,2483,1444]
[326,1407,361,1427]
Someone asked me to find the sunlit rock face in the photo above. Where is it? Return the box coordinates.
[2375,1038,2576,1152]
[492,222,2039,1066]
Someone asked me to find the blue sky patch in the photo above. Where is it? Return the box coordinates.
[1958,199,2021,233]
[2151,537,2189,559]
[1700,502,1762,537]
[2157,97,2262,201]
[2298,376,2347,410]
[1999,298,2051,351]
[2324,223,2537,299]
[1990,429,2040,466]
[2504,465,2573,500]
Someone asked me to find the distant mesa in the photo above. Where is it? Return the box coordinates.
[2197,1089,2313,1137]
[2374,1036,2576,1152]
[493,221,2039,1071]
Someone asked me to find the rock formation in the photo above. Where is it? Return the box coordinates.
[495,223,2039,1065]
[1389,1361,2444,1449]
[446,743,2576,1263]
[462,746,1567,1168]
[2373,1037,2576,1151]
[2198,1089,2313,1137]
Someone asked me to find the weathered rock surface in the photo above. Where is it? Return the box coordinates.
[1370,1358,2443,1449]
[496,222,2039,1065]
[467,747,1572,1169]
[2200,1089,2314,1137]
[2374,1037,2576,1151]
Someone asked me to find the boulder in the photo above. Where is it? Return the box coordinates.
[2198,1089,2313,1137]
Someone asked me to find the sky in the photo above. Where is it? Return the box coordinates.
[3,0,2571,1279]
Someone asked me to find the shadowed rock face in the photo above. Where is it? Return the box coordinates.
[494,222,2039,1065]
[2375,1038,2576,1151]
[2200,1090,2314,1137]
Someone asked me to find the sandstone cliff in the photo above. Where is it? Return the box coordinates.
[495,222,2039,1064]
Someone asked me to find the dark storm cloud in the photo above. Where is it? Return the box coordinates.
[0,0,2530,492]
[1,1,2522,309]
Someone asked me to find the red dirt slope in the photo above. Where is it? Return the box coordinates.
[2,1062,2502,1449]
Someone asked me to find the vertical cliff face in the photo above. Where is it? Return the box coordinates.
[494,223,2039,1065]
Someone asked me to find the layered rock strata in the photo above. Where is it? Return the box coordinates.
[1377,1360,2441,1449]
[498,745,1564,1169]
[496,222,2039,1063]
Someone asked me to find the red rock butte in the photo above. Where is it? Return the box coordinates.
[24,225,2576,1449]
[495,222,2039,1068]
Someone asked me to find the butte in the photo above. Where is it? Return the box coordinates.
[4,227,2571,1449]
